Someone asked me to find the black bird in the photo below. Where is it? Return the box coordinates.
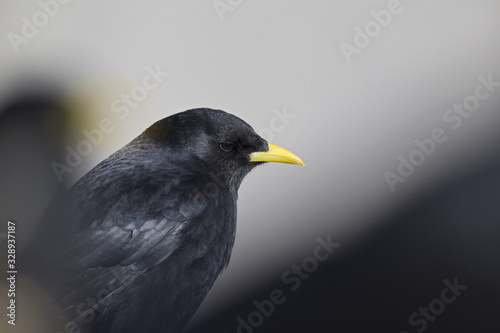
[36,108,304,333]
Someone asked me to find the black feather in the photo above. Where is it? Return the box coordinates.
[30,108,269,333]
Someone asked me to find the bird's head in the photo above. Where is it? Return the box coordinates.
[139,108,304,190]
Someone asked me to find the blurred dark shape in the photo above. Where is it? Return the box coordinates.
[187,151,500,332]
[0,80,73,332]
[0,81,70,249]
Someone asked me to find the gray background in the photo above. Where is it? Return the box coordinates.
[1,0,500,331]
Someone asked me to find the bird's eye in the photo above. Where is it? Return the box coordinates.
[219,142,233,152]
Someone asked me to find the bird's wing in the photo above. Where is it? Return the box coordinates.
[60,172,209,318]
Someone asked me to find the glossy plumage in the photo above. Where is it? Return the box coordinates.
[31,108,302,333]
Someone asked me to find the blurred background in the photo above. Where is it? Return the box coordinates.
[1,0,499,332]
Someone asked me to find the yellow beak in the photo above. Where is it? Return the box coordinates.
[249,143,305,166]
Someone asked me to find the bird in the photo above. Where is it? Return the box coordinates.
[32,108,304,333]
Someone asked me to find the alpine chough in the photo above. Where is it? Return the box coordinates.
[36,108,304,333]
